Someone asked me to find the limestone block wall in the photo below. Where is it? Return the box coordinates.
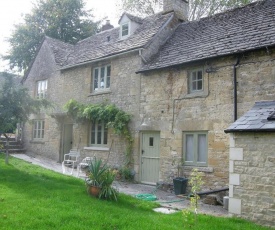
[22,42,63,161]
[228,133,275,227]
[140,48,275,189]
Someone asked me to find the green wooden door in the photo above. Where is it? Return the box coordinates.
[141,132,160,184]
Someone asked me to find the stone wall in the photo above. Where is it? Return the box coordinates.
[228,133,275,227]
[139,48,275,189]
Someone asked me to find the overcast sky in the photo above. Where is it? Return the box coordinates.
[0,0,120,71]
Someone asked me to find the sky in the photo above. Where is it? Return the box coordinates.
[0,0,120,71]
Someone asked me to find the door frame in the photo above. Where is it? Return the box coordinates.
[60,123,73,162]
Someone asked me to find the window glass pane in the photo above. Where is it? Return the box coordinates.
[100,67,105,88]
[106,66,111,88]
[198,134,207,162]
[94,69,98,90]
[149,137,154,147]
[122,24,129,36]
[91,123,96,144]
[104,126,108,145]
[97,123,102,144]
[185,135,194,162]
[198,80,203,90]
[197,70,202,80]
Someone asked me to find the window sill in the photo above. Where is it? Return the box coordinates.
[30,140,45,144]
[183,91,208,99]
[84,147,109,151]
[88,90,111,97]
[180,166,213,173]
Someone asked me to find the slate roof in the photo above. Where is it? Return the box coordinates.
[60,12,174,69]
[45,37,74,67]
[224,101,275,133]
[138,0,275,73]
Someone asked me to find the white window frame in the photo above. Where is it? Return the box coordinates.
[183,131,208,166]
[36,80,48,99]
[33,120,45,140]
[188,69,203,93]
[90,121,108,146]
[120,22,130,39]
[92,65,111,92]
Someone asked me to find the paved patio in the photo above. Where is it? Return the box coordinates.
[11,153,229,216]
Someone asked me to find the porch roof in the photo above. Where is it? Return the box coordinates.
[225,101,275,133]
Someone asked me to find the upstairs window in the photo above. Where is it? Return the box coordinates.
[183,132,208,166]
[93,65,111,92]
[33,120,45,139]
[37,80,47,99]
[188,69,203,93]
[91,121,108,146]
[120,22,129,38]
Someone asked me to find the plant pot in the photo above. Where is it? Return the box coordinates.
[173,177,188,195]
[87,185,101,197]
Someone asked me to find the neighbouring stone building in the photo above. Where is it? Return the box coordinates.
[21,0,274,226]
[225,101,275,226]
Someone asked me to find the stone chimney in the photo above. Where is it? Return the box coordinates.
[163,0,189,21]
[101,20,114,32]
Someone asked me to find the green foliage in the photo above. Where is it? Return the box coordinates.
[86,158,108,187]
[4,0,99,72]
[118,166,134,181]
[0,72,51,164]
[0,72,50,134]
[86,158,118,201]
[99,170,118,201]
[182,168,204,228]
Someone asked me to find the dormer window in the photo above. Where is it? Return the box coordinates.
[121,22,130,38]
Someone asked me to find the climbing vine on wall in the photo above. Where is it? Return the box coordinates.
[64,99,133,166]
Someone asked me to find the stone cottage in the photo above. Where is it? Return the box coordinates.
[22,0,274,219]
[22,0,187,178]
[225,101,275,226]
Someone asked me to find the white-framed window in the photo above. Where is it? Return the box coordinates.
[91,121,108,146]
[183,132,208,166]
[120,22,129,38]
[36,80,48,99]
[93,65,111,92]
[188,69,203,93]
[33,120,45,139]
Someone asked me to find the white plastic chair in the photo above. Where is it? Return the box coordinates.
[77,157,93,177]
[62,149,80,175]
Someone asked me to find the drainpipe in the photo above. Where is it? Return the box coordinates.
[233,57,240,121]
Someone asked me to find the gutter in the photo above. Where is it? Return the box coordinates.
[60,48,141,71]
[233,56,240,121]
[224,128,275,134]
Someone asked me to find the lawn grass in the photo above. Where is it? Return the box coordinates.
[0,153,270,230]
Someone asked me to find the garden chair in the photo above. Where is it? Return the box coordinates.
[62,149,80,175]
[77,157,93,177]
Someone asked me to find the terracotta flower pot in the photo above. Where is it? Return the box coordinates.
[87,185,101,197]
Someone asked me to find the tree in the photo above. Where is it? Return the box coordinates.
[3,0,99,73]
[0,72,50,164]
[117,0,256,20]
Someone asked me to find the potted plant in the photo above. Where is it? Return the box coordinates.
[85,158,108,197]
[85,158,118,201]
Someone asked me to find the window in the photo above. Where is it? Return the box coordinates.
[183,132,207,166]
[188,69,203,93]
[121,22,129,38]
[93,65,111,91]
[37,80,47,99]
[91,121,108,146]
[33,120,45,139]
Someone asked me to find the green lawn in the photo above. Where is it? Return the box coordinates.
[0,153,270,230]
